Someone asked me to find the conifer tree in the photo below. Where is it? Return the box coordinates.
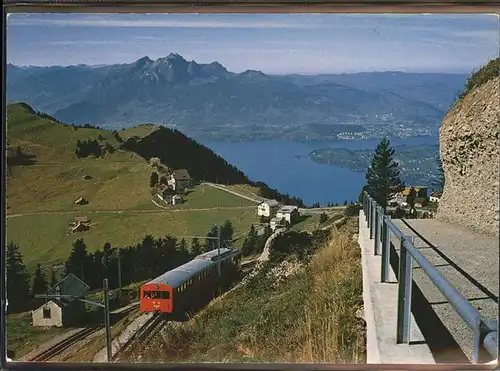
[65,238,91,282]
[150,172,159,187]
[191,238,203,256]
[32,263,48,295]
[204,225,219,252]
[6,242,31,312]
[50,269,58,288]
[365,137,404,211]
[221,220,234,243]
[434,156,445,191]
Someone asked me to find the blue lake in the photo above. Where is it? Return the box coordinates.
[201,136,439,206]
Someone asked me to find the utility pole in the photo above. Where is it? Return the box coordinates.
[35,279,113,363]
[103,279,112,363]
[117,253,122,300]
[217,225,221,296]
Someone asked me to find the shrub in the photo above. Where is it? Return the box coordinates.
[458,57,499,101]
[344,204,361,217]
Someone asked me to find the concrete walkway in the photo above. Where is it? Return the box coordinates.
[358,212,435,364]
[391,218,499,363]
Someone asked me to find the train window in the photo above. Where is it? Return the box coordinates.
[143,291,152,299]
[161,291,170,299]
[152,291,162,299]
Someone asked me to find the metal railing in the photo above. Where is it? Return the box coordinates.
[362,192,498,364]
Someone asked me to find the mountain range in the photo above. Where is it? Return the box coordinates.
[6,53,468,142]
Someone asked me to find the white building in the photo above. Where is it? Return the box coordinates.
[270,217,284,231]
[276,205,299,224]
[167,169,192,191]
[429,190,443,203]
[257,199,279,217]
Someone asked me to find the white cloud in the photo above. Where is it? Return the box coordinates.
[7,15,324,29]
[47,40,127,45]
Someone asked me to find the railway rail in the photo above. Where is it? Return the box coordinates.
[113,313,167,361]
[31,326,101,362]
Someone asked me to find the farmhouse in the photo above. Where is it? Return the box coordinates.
[276,205,300,224]
[32,274,89,327]
[390,186,428,206]
[172,194,184,205]
[270,217,284,231]
[257,199,279,217]
[402,186,428,199]
[167,169,192,191]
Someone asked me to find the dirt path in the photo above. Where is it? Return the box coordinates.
[6,205,256,219]
[202,182,263,203]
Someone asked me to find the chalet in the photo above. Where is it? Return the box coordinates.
[401,186,428,199]
[160,188,184,205]
[276,205,300,224]
[429,190,443,203]
[257,199,279,217]
[172,194,184,205]
[270,217,284,232]
[32,274,89,327]
[389,193,406,206]
[390,186,428,205]
[167,169,192,191]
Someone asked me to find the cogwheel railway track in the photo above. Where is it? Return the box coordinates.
[31,326,101,362]
[113,313,167,361]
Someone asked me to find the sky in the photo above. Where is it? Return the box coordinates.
[6,13,499,74]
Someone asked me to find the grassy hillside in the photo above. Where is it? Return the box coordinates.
[123,218,365,363]
[5,103,259,272]
[459,57,499,101]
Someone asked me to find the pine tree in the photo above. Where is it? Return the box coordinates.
[32,263,48,295]
[434,156,445,191]
[221,220,234,243]
[241,237,253,256]
[204,225,219,252]
[191,238,203,257]
[65,238,91,283]
[247,224,258,254]
[178,238,189,261]
[6,242,31,313]
[150,171,159,187]
[365,137,404,211]
[50,269,58,288]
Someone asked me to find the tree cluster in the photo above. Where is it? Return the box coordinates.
[6,145,36,166]
[75,139,102,158]
[241,224,272,257]
[5,221,235,313]
[75,139,115,158]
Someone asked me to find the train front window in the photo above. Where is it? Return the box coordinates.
[161,291,170,299]
[143,291,152,298]
[152,291,162,299]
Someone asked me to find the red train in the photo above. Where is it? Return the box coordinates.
[139,248,241,315]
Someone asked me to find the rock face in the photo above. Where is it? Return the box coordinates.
[437,77,499,236]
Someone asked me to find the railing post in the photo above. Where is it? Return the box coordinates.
[381,214,391,282]
[366,196,372,228]
[397,236,414,344]
[377,206,383,255]
[373,206,379,253]
[370,201,376,240]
